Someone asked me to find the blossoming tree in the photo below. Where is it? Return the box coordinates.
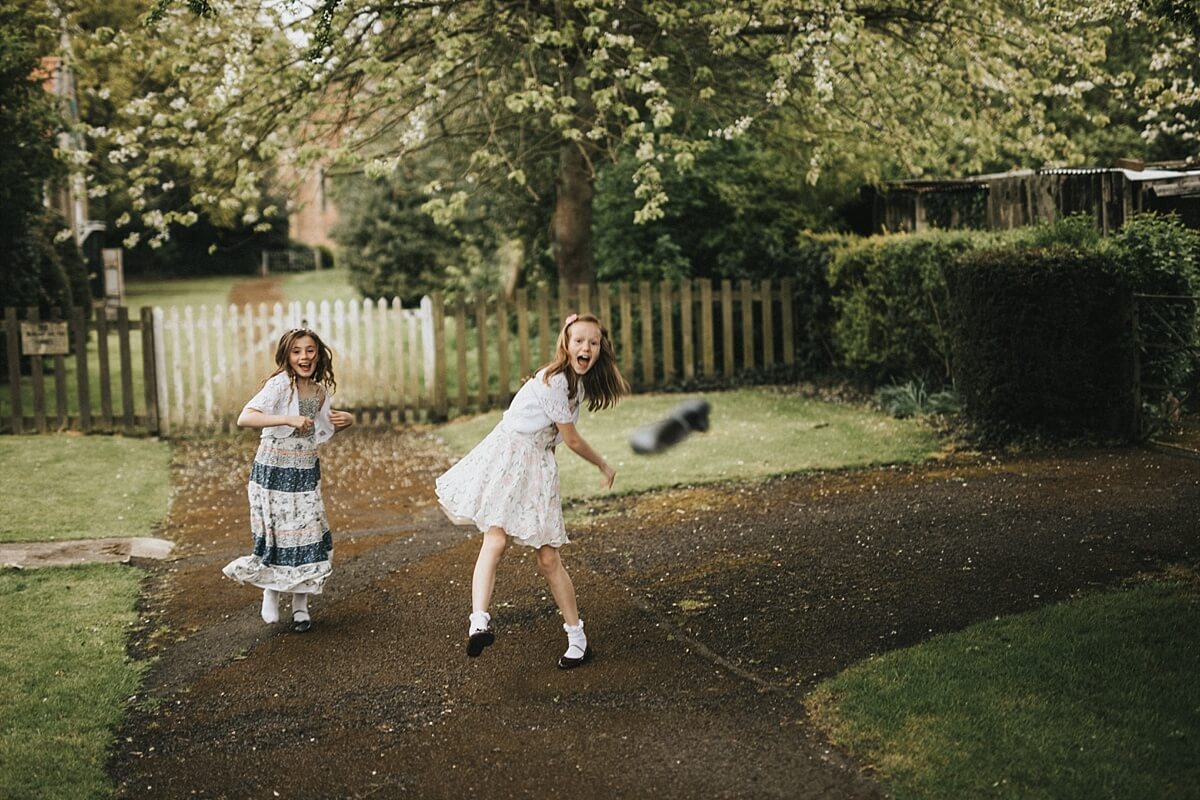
[84,0,1164,284]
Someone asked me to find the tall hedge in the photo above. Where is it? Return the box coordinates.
[791,230,848,372]
[946,247,1133,438]
[827,229,988,382]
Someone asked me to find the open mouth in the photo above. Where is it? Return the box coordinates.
[575,354,591,370]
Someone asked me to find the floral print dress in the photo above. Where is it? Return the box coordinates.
[223,395,333,593]
[435,370,580,549]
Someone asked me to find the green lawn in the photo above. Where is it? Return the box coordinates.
[0,565,146,800]
[123,266,361,311]
[807,576,1200,800]
[436,386,939,500]
[281,267,361,303]
[122,274,243,311]
[0,436,171,543]
[0,435,168,799]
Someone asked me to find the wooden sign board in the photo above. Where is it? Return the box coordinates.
[20,321,70,355]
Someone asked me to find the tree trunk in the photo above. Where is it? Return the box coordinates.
[551,49,597,289]
[551,138,595,288]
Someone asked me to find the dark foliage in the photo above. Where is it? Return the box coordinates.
[947,247,1133,439]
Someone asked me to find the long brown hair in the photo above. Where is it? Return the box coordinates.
[542,313,630,411]
[266,327,337,396]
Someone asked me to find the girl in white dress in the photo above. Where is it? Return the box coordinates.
[436,313,630,668]
[223,328,354,632]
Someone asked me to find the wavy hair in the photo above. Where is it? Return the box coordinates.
[266,327,337,396]
[542,313,630,411]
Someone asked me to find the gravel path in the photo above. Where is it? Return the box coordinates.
[107,430,1199,799]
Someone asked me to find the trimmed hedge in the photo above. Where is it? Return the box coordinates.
[827,229,988,382]
[946,246,1132,438]
[791,230,849,372]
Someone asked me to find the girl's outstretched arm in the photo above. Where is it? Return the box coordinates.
[237,407,312,432]
[555,422,616,489]
[330,408,355,430]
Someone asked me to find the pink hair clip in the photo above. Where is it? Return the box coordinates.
[563,313,578,328]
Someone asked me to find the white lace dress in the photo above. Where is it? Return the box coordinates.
[223,394,333,593]
[435,369,581,549]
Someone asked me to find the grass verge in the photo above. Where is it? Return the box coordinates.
[806,574,1200,800]
[436,386,939,500]
[0,564,146,800]
[0,435,171,544]
[123,268,360,312]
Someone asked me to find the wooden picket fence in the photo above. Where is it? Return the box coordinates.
[152,298,436,435]
[1,277,797,436]
[2,305,159,435]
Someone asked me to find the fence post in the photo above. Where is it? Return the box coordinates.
[597,283,613,349]
[394,300,409,420]
[454,297,468,416]
[118,307,136,432]
[680,280,695,381]
[635,281,651,387]
[419,296,434,414]
[699,279,715,376]
[96,306,113,430]
[5,307,22,434]
[660,279,674,383]
[73,307,91,433]
[28,307,47,433]
[740,278,754,371]
[141,307,160,434]
[431,292,448,422]
[618,282,634,379]
[52,309,68,430]
[720,280,734,376]
[536,286,552,366]
[760,279,775,368]
[497,295,511,403]
[516,288,530,379]
[780,278,795,366]
[475,294,490,409]
[383,297,398,423]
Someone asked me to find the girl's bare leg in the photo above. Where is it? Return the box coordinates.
[536,545,580,626]
[471,526,509,614]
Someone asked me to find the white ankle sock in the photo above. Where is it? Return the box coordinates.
[292,592,309,620]
[261,589,280,624]
[469,610,491,636]
[563,619,587,658]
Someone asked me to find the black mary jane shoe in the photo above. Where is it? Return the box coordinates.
[467,628,495,657]
[291,612,312,633]
[557,645,594,670]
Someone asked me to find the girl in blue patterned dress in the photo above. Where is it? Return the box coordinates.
[436,313,630,668]
[223,328,354,632]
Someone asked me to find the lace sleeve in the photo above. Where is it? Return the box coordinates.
[244,373,288,414]
[537,372,575,424]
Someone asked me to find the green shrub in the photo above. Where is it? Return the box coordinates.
[875,379,960,419]
[946,246,1132,438]
[1011,213,1104,250]
[315,243,336,270]
[1107,213,1200,398]
[828,229,987,382]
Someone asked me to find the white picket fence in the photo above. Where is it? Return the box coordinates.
[152,298,436,434]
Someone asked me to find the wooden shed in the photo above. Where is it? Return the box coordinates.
[867,162,1200,234]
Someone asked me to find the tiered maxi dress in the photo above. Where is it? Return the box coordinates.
[223,382,335,594]
[435,369,581,549]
